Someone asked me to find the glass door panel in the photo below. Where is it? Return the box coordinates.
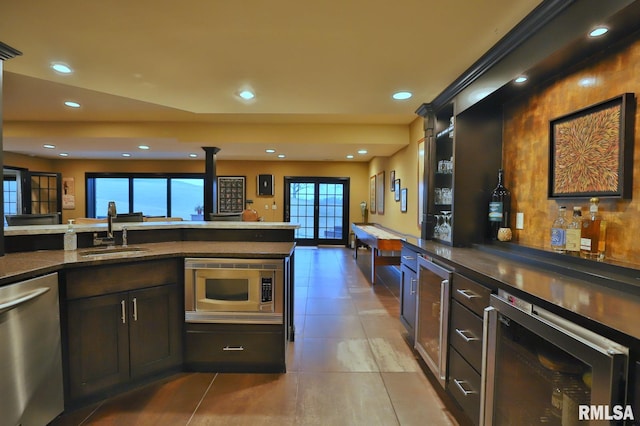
[285,177,349,245]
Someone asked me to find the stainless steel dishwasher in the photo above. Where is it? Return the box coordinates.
[0,273,64,426]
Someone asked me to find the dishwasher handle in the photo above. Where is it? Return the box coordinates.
[0,287,51,315]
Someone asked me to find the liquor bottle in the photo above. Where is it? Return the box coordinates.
[550,206,567,253]
[580,197,607,260]
[488,169,511,240]
[565,207,582,256]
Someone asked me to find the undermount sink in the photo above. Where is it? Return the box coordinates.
[80,247,149,258]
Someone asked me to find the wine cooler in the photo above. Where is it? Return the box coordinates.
[481,291,628,425]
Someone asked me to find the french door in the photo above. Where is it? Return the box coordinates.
[284,177,349,246]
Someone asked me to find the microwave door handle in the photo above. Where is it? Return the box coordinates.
[480,306,498,426]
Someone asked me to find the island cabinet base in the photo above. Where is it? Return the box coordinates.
[184,323,286,373]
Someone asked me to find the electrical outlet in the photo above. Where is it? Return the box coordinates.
[264,204,269,210]
[516,212,524,229]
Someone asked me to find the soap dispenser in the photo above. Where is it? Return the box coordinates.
[64,219,77,251]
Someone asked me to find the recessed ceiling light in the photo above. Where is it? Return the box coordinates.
[265,149,276,153]
[64,101,81,108]
[357,149,368,155]
[278,154,286,158]
[43,144,56,149]
[59,153,69,157]
[189,153,198,158]
[239,90,255,100]
[392,91,413,100]
[122,153,131,157]
[51,63,73,74]
[589,27,608,37]
[346,155,354,159]
[514,76,528,84]
[138,145,150,150]
[579,77,597,87]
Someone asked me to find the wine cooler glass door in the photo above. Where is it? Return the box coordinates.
[481,294,628,426]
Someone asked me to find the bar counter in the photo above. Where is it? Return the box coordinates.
[404,237,640,343]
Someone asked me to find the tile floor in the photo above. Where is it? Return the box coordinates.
[51,246,462,426]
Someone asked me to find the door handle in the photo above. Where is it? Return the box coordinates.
[0,287,50,315]
[453,379,477,396]
[455,328,479,342]
[456,289,480,300]
[223,346,244,351]
[410,278,417,295]
[121,300,126,324]
[132,297,138,321]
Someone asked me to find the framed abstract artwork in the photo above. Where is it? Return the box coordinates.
[548,93,635,198]
[394,179,401,201]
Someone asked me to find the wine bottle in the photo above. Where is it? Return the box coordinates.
[488,169,511,240]
[580,197,607,260]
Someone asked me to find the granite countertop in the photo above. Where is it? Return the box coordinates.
[4,221,299,236]
[405,238,640,342]
[0,240,295,286]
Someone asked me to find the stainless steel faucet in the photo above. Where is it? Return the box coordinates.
[107,201,117,239]
[93,201,117,247]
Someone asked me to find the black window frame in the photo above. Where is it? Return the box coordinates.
[86,172,205,218]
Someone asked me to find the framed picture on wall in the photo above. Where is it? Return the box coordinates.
[376,171,385,214]
[217,176,246,213]
[401,188,408,212]
[548,93,635,198]
[390,170,396,191]
[370,175,377,214]
[394,179,401,201]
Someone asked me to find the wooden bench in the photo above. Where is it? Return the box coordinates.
[351,223,404,284]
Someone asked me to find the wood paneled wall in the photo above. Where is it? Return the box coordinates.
[503,36,640,265]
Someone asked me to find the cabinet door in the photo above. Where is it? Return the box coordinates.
[128,284,182,378]
[67,293,129,400]
[400,264,417,339]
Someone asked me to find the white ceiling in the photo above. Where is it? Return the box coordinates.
[1,0,542,161]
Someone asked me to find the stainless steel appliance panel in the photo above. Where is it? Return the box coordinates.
[0,273,63,426]
[415,255,452,388]
[481,293,628,425]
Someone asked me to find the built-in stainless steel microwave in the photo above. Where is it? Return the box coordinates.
[184,258,283,324]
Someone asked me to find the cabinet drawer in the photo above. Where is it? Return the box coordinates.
[452,273,490,316]
[450,300,483,371]
[400,246,418,271]
[448,348,481,426]
[185,328,285,373]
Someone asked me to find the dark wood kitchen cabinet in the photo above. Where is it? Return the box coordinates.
[63,259,182,404]
[399,244,419,344]
[447,273,491,425]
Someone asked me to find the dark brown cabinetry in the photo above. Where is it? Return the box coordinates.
[447,273,491,425]
[63,260,182,404]
[399,245,418,343]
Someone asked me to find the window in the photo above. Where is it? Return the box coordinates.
[3,175,18,225]
[87,173,204,220]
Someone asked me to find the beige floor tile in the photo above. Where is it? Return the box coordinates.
[382,372,460,426]
[305,297,357,315]
[294,372,399,426]
[303,314,366,338]
[299,337,379,372]
[368,336,420,372]
[189,373,299,426]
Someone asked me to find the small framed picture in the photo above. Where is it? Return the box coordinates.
[400,188,408,212]
[394,179,401,201]
[390,170,396,191]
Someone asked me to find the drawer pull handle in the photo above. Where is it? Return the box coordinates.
[453,379,477,396]
[455,328,479,342]
[456,289,480,300]
[402,255,416,261]
[223,346,245,351]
